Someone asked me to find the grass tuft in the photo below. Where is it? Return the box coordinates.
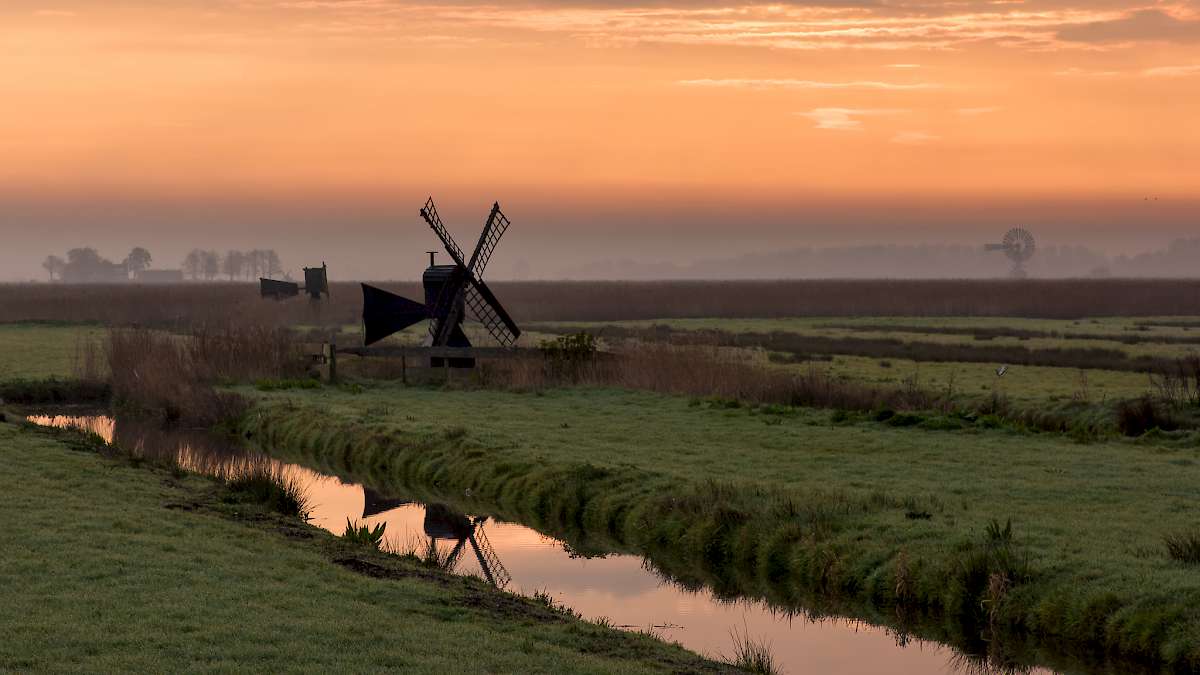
[723,624,779,675]
[224,467,309,519]
[1164,530,1200,565]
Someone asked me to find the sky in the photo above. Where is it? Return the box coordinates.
[2,0,1198,279]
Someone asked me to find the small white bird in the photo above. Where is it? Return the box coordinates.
[996,365,1009,377]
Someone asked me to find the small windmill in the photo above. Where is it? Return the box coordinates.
[360,198,521,367]
[421,503,512,589]
[985,228,1036,278]
[260,263,330,300]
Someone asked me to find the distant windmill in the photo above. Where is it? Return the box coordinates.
[360,198,521,367]
[260,263,330,301]
[985,228,1036,278]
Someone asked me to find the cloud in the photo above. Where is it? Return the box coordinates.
[796,107,906,131]
[891,130,939,144]
[1057,9,1200,44]
[1054,67,1121,77]
[1143,64,1200,77]
[678,78,942,91]
[886,63,921,68]
[957,106,999,115]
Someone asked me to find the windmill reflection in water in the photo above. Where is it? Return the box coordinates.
[363,488,512,589]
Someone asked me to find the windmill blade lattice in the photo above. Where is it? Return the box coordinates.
[421,198,467,267]
[467,203,510,277]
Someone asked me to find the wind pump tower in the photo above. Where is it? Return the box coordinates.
[360,198,521,367]
[985,227,1036,278]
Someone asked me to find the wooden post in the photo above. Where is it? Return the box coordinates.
[401,347,407,386]
[329,333,338,384]
[443,353,451,386]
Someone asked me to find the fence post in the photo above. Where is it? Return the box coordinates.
[401,346,407,386]
[329,333,338,384]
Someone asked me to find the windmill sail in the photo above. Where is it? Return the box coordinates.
[467,203,510,277]
[361,284,428,345]
[465,280,520,346]
[421,198,467,267]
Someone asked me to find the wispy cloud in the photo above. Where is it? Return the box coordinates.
[957,106,1000,115]
[1054,67,1121,77]
[679,78,942,91]
[891,130,940,144]
[1143,64,1200,77]
[886,63,921,69]
[1057,9,1200,45]
[796,107,907,131]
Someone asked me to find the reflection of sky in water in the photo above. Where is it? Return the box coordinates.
[29,414,1052,675]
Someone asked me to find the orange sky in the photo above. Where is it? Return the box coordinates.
[1,1,1198,277]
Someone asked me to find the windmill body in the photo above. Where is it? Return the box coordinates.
[360,198,521,367]
[985,227,1036,278]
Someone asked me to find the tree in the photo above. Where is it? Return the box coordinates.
[202,250,220,281]
[222,250,245,281]
[124,247,152,277]
[265,250,283,278]
[42,255,65,281]
[182,249,204,280]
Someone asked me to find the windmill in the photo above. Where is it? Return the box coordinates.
[360,198,521,367]
[985,228,1036,278]
[260,263,330,300]
[421,503,512,589]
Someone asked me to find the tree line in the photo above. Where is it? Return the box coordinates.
[182,249,283,281]
[40,247,284,282]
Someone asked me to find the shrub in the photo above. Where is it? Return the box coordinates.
[1116,397,1176,437]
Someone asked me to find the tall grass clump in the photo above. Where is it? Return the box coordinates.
[723,625,780,675]
[1164,531,1200,565]
[224,465,309,518]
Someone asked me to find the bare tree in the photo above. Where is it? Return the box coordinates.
[182,249,204,280]
[222,250,245,281]
[266,250,283,278]
[202,250,220,281]
[42,255,65,281]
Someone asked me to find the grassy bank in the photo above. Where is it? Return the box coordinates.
[241,384,1200,671]
[0,418,733,673]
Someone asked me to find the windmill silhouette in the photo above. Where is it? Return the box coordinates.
[361,198,521,367]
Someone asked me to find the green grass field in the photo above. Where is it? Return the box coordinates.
[0,418,730,673]
[242,384,1200,670]
[532,316,1200,411]
[0,323,102,380]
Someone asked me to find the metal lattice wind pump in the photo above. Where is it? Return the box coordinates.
[360,198,521,367]
[985,227,1036,278]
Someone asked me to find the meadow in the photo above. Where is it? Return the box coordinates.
[3,281,1200,672]
[0,419,727,673]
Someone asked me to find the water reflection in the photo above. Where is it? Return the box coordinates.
[28,412,1055,675]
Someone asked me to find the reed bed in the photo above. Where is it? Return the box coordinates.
[4,278,1200,327]
[103,323,306,424]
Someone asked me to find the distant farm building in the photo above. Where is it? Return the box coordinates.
[136,269,184,283]
[61,261,128,283]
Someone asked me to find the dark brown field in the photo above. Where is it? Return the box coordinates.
[2,278,1200,327]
